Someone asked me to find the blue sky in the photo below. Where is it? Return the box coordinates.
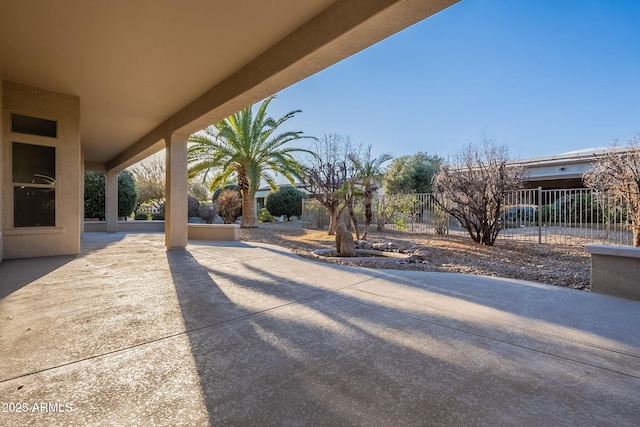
[268,0,640,160]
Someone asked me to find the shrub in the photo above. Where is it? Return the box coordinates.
[432,140,526,245]
[377,194,416,231]
[433,205,449,235]
[84,170,137,219]
[258,208,275,222]
[215,189,242,224]
[117,170,138,218]
[188,195,200,218]
[135,213,150,220]
[198,204,216,224]
[212,185,242,221]
[265,186,307,220]
[151,212,164,220]
[84,171,106,219]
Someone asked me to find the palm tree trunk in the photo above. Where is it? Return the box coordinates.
[363,189,372,240]
[238,173,256,228]
[241,190,256,227]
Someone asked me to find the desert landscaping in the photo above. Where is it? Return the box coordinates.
[239,221,591,290]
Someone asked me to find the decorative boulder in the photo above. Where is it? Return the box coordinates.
[409,249,429,262]
[335,223,355,257]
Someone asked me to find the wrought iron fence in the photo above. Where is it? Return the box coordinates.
[301,188,634,246]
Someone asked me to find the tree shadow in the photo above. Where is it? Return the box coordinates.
[362,267,640,348]
[167,243,640,425]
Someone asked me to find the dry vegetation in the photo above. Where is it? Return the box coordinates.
[239,221,591,291]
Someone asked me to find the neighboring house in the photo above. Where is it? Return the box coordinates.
[0,1,457,261]
[517,147,631,189]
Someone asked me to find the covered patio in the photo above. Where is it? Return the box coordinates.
[2,2,639,425]
[1,0,459,260]
[1,233,639,425]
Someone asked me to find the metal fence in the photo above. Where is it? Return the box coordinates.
[301,188,635,247]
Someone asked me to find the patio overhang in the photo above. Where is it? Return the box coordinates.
[0,0,459,258]
[1,0,459,170]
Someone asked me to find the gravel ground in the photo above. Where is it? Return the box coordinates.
[239,221,591,291]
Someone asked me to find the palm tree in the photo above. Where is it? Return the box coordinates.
[188,95,314,227]
[349,146,392,239]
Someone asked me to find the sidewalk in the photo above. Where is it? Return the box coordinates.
[1,232,639,426]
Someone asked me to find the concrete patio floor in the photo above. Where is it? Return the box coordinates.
[0,232,639,426]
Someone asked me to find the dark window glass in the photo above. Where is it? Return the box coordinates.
[14,187,56,227]
[11,114,57,138]
[12,142,56,184]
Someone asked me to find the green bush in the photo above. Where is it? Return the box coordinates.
[135,213,150,220]
[84,171,106,219]
[258,208,275,222]
[84,170,137,219]
[378,194,416,231]
[117,170,138,218]
[265,186,307,220]
[151,212,165,220]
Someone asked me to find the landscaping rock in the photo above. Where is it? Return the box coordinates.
[335,223,355,257]
[371,242,386,251]
[238,222,591,290]
[409,249,429,261]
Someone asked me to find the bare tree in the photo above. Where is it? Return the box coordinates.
[584,134,640,247]
[301,134,359,235]
[433,139,526,246]
[128,154,166,213]
[188,180,211,202]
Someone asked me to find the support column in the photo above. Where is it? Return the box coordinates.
[165,133,189,250]
[105,169,118,233]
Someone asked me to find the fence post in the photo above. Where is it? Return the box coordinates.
[537,186,543,244]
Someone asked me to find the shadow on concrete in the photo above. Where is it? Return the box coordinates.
[167,248,459,424]
[364,267,640,348]
[167,244,640,425]
[79,231,129,257]
[1,232,147,300]
[186,240,254,249]
[0,255,76,299]
[250,243,640,349]
[1,233,637,425]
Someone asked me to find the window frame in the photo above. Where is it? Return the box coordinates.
[11,141,57,228]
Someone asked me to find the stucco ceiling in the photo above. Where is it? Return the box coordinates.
[0,0,457,167]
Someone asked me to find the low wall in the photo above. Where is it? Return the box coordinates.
[188,224,238,241]
[585,245,640,301]
[84,222,238,241]
[84,221,165,233]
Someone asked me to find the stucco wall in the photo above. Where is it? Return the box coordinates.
[0,81,3,262]
[586,245,640,301]
[2,81,81,258]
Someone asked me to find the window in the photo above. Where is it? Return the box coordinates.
[12,142,56,227]
[11,114,57,138]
